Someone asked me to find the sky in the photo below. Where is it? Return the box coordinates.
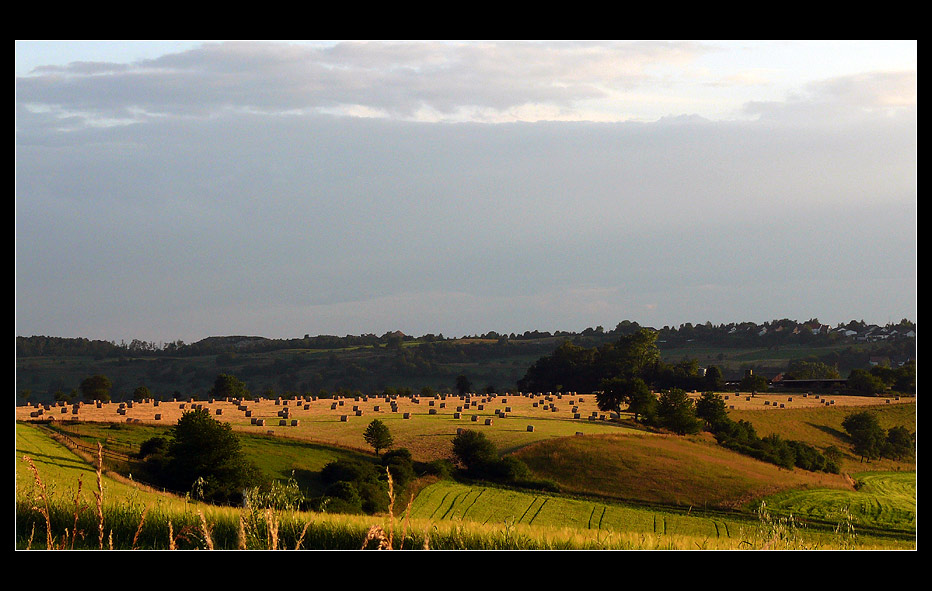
[15,40,917,344]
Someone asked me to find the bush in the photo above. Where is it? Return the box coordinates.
[161,408,263,505]
[323,481,363,513]
[318,458,391,515]
[320,459,379,485]
[137,436,168,459]
[882,426,915,460]
[380,448,412,466]
[422,459,455,479]
[451,430,498,470]
[655,388,702,435]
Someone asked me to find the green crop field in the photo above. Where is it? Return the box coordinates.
[15,417,915,550]
[409,480,757,537]
[761,471,916,534]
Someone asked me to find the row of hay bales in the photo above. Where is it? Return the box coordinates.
[23,389,905,427]
[17,390,605,428]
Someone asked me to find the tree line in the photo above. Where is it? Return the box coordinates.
[16,317,915,359]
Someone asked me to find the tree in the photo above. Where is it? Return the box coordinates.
[132,386,152,401]
[847,369,886,396]
[79,375,112,402]
[882,426,915,460]
[163,408,261,504]
[210,374,250,399]
[786,359,840,380]
[455,375,473,396]
[655,388,702,435]
[611,328,661,380]
[595,376,630,414]
[695,391,729,431]
[451,429,497,470]
[704,365,725,391]
[363,419,394,457]
[841,411,885,462]
[739,372,769,393]
[626,379,657,423]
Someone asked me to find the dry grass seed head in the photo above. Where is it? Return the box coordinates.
[21,455,53,550]
[198,511,214,550]
[361,525,391,550]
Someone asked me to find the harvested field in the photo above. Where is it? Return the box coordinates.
[16,392,631,462]
[16,391,911,462]
[685,391,913,411]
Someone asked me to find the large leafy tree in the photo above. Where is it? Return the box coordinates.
[79,374,112,402]
[626,379,657,423]
[695,391,729,430]
[363,419,394,457]
[595,376,630,414]
[164,408,261,504]
[882,426,915,460]
[841,411,886,462]
[455,375,473,396]
[608,328,662,380]
[704,365,726,391]
[655,388,702,435]
[451,429,498,470]
[210,373,250,399]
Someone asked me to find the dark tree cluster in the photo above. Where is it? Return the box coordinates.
[692,393,840,473]
[520,328,724,397]
[138,408,263,505]
[842,411,915,462]
[449,430,558,491]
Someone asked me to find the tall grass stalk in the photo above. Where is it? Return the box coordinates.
[95,443,104,549]
[21,455,53,549]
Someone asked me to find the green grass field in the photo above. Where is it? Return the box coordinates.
[16,393,917,550]
[16,418,915,550]
[761,471,916,534]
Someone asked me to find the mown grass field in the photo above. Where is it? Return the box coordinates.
[16,392,642,462]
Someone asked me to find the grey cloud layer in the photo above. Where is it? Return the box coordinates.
[15,42,917,342]
[17,41,711,122]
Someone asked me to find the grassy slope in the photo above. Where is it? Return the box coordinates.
[727,402,916,470]
[15,422,191,516]
[17,418,915,549]
[514,432,852,510]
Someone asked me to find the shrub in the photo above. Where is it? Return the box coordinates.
[655,388,702,435]
[451,430,498,470]
[320,459,379,485]
[137,436,168,459]
[162,408,263,505]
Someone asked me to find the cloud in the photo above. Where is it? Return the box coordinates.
[15,41,714,126]
[15,41,917,341]
[743,70,916,123]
